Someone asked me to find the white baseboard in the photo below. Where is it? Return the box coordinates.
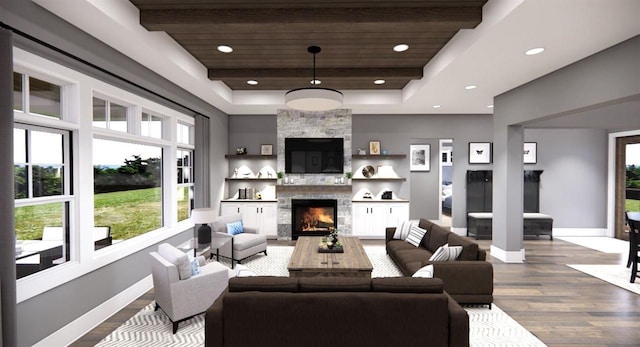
[490,245,525,263]
[450,227,467,236]
[34,275,153,347]
[552,228,607,237]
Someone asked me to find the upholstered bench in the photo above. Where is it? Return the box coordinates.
[467,212,553,240]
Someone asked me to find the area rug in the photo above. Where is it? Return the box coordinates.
[568,264,640,295]
[556,236,628,254]
[97,246,546,347]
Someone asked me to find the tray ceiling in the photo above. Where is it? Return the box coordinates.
[130,0,488,91]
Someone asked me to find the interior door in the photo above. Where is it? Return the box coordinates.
[615,136,640,240]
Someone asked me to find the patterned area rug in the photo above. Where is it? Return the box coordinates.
[97,245,546,347]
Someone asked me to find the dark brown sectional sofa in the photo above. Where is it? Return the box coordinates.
[205,276,469,347]
[386,218,494,306]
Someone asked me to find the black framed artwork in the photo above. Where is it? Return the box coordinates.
[468,142,492,164]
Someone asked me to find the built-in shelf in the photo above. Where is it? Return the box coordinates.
[352,177,407,181]
[276,185,352,193]
[225,154,276,159]
[225,178,277,181]
[352,154,406,159]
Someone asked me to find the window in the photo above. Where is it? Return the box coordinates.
[177,149,194,222]
[177,122,193,145]
[92,97,129,132]
[142,112,163,139]
[13,72,62,119]
[14,124,71,279]
[93,138,163,242]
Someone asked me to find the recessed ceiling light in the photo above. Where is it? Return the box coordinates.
[433,105,441,109]
[247,80,258,85]
[217,45,233,53]
[464,85,477,90]
[487,105,494,108]
[310,79,321,85]
[374,79,386,85]
[525,47,545,56]
[393,44,409,52]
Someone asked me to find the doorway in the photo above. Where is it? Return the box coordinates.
[440,139,453,227]
[615,136,640,240]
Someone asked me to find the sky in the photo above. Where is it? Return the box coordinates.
[628,143,640,166]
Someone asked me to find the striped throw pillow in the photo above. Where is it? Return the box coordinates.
[393,220,415,240]
[429,243,463,261]
[405,224,427,247]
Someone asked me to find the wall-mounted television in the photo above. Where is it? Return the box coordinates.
[285,137,344,174]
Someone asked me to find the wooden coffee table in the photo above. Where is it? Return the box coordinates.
[288,236,373,278]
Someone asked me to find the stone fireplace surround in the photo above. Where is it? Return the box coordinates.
[276,109,352,240]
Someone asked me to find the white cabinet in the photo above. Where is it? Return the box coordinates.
[352,201,409,238]
[220,201,278,238]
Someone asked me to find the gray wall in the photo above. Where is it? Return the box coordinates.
[526,128,608,228]
[228,115,277,155]
[1,1,228,345]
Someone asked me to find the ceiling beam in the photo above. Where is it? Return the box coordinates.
[208,67,423,80]
[139,7,483,26]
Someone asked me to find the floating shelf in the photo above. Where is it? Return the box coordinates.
[352,154,406,159]
[225,154,276,159]
[225,178,277,181]
[352,177,406,181]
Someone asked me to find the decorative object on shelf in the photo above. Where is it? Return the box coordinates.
[236,147,247,155]
[369,141,381,155]
[382,149,388,155]
[363,192,373,199]
[469,142,492,164]
[260,144,273,155]
[190,208,216,256]
[236,165,254,177]
[233,168,238,178]
[345,171,353,184]
[410,144,430,172]
[358,148,366,155]
[362,165,375,178]
[285,46,343,112]
[381,191,393,200]
[523,142,537,164]
[276,171,283,185]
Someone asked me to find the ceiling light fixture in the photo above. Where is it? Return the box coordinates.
[217,45,233,53]
[310,79,322,85]
[393,44,409,52]
[285,46,343,112]
[374,79,386,85]
[464,85,477,90]
[247,80,258,85]
[487,105,494,108]
[433,105,441,109]
[525,47,545,56]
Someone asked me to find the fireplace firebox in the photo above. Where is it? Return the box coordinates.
[291,199,338,240]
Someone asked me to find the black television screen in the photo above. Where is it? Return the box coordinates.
[285,138,344,174]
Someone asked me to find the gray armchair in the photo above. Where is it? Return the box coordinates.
[211,214,267,268]
[150,243,229,333]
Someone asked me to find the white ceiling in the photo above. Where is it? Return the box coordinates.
[34,0,640,116]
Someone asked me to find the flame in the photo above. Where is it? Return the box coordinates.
[299,207,334,231]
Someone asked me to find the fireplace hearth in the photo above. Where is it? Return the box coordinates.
[291,199,338,240]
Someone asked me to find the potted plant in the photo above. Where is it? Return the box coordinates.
[277,171,283,185]
[345,171,353,184]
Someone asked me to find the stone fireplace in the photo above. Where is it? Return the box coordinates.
[291,199,338,240]
[276,109,352,239]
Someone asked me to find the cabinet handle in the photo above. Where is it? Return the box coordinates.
[390,207,393,214]
[237,207,240,213]
[260,207,263,213]
[257,207,259,213]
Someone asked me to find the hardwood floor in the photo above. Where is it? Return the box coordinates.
[72,238,640,346]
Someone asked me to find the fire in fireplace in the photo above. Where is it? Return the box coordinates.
[291,199,338,240]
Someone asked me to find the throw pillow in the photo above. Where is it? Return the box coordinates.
[226,220,244,235]
[190,257,201,276]
[405,224,427,247]
[235,264,257,277]
[429,243,463,261]
[412,264,434,278]
[393,220,415,240]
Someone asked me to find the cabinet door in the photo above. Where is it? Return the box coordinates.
[387,203,410,228]
[258,203,277,237]
[220,202,242,216]
[240,204,260,231]
[352,203,373,237]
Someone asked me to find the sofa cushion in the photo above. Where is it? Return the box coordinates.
[448,233,480,261]
[393,220,415,240]
[405,224,427,247]
[417,218,434,247]
[299,277,371,292]
[426,225,450,252]
[429,244,463,261]
[233,233,267,251]
[157,243,191,280]
[387,239,419,254]
[229,276,298,292]
[395,248,433,266]
[371,277,443,293]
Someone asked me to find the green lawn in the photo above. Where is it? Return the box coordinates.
[627,199,640,212]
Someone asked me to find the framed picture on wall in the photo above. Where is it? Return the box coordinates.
[410,144,430,171]
[523,142,537,164]
[260,144,273,155]
[369,141,381,155]
[468,142,492,164]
